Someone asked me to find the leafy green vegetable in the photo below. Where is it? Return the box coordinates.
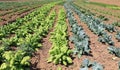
[80,59,104,70]
[112,22,120,27]
[108,46,120,57]
[57,66,62,70]
[98,33,114,45]
[48,9,72,65]
[105,24,116,33]
[92,62,104,70]
[118,61,120,70]
[115,31,120,41]
[64,3,91,58]
[98,15,109,21]
[0,2,59,69]
[0,50,30,70]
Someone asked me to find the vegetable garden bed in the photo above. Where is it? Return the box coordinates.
[0,0,120,70]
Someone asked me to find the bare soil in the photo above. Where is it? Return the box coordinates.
[0,6,29,16]
[74,2,120,24]
[72,11,120,70]
[90,0,120,6]
[30,5,120,70]
[30,6,85,70]
[0,5,41,26]
[0,0,28,2]
[30,6,62,70]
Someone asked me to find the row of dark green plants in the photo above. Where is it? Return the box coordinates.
[70,2,120,58]
[64,2,104,70]
[64,1,120,70]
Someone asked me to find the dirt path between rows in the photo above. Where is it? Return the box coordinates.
[0,5,41,26]
[71,11,120,70]
[90,0,120,6]
[73,2,120,24]
[30,5,61,70]
[30,5,120,70]
[105,29,120,48]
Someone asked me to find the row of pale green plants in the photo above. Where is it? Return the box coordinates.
[48,9,72,66]
[0,2,60,70]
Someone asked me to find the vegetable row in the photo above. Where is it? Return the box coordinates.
[64,2,104,70]
[0,2,56,39]
[70,3,115,45]
[0,2,59,70]
[48,9,72,66]
[69,2,120,58]
[64,3,91,58]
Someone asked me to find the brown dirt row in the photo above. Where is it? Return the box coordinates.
[30,6,84,70]
[73,2,120,47]
[0,6,29,16]
[0,5,41,26]
[1,5,40,19]
[73,2,120,24]
[84,4,120,23]
[0,3,29,11]
[0,0,28,2]
[30,5,61,70]
[90,0,120,7]
[73,2,120,48]
[0,0,17,1]
[30,5,120,70]
[71,10,120,70]
[105,29,120,48]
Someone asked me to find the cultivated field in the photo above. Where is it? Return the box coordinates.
[0,0,120,70]
[90,0,120,6]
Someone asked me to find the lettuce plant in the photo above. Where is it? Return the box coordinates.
[0,50,30,70]
[48,9,72,65]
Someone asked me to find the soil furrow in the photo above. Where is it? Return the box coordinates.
[0,5,41,26]
[30,6,60,70]
[72,11,120,70]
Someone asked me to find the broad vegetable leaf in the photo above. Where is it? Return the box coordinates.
[80,59,104,70]
[108,46,120,57]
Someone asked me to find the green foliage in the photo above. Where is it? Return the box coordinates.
[17,34,42,55]
[57,66,62,70]
[0,2,56,39]
[98,15,109,21]
[0,50,30,70]
[70,25,90,57]
[65,1,115,46]
[0,0,58,11]
[48,9,72,65]
[0,47,5,62]
[1,36,18,47]
[108,46,120,57]
[88,2,120,10]
[105,24,116,32]
[98,33,114,45]
[80,59,104,70]
[0,2,59,69]
[118,61,120,70]
[115,31,120,41]
[64,3,91,58]
[112,22,120,27]
[70,3,107,36]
